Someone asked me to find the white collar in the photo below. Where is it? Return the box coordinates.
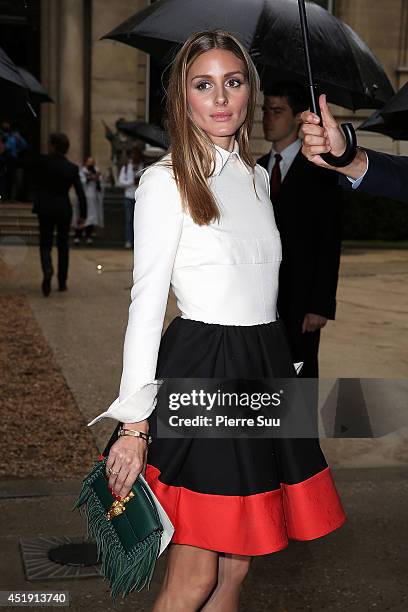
[212,139,251,176]
[270,138,301,163]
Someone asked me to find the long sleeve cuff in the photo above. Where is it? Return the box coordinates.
[346,150,369,189]
[87,380,163,427]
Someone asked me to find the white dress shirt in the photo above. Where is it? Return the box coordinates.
[266,138,302,182]
[87,139,282,426]
[346,150,369,188]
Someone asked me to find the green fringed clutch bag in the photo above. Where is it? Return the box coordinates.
[73,455,164,600]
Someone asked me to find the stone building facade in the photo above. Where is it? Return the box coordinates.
[2,0,407,172]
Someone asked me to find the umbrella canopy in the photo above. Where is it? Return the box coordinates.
[358,109,408,141]
[102,0,394,110]
[0,46,27,89]
[0,47,52,117]
[359,81,408,140]
[16,66,53,103]
[117,119,169,149]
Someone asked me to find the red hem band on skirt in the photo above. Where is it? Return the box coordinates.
[145,463,347,556]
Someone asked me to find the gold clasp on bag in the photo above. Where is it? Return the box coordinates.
[106,491,135,520]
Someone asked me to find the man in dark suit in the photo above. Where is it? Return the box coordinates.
[301,93,408,202]
[258,83,342,377]
[32,133,87,296]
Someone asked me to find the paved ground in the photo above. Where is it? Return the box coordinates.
[0,468,407,611]
[0,243,407,611]
[1,244,407,464]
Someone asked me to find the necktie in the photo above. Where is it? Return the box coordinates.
[270,153,282,202]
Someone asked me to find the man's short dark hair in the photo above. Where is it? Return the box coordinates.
[49,132,70,155]
[263,82,309,116]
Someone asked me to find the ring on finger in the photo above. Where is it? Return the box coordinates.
[107,467,120,476]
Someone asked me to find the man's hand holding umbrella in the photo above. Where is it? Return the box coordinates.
[301,94,368,180]
[302,94,408,203]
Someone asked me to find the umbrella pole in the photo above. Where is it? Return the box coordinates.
[297,0,357,167]
[298,0,319,115]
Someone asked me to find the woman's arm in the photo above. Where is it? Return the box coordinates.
[97,163,184,500]
[87,163,184,427]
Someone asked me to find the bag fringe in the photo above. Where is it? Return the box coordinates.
[73,458,162,601]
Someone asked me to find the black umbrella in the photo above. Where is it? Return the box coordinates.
[359,81,408,141]
[16,66,53,104]
[116,119,169,149]
[358,109,406,141]
[0,47,52,118]
[296,0,356,167]
[0,46,27,90]
[102,0,394,111]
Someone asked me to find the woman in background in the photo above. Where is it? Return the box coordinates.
[74,156,104,245]
[117,147,144,248]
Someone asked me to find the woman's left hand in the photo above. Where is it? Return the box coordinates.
[105,435,148,499]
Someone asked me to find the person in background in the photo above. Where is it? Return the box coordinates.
[0,138,10,202]
[257,82,342,378]
[1,121,27,200]
[117,147,145,248]
[32,133,87,296]
[74,156,104,245]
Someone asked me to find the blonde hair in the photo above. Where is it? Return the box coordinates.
[154,29,260,226]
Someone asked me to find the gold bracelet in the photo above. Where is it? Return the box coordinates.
[118,426,152,445]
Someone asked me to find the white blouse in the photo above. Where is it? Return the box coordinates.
[87,138,282,427]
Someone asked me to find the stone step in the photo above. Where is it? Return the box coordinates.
[1,219,43,229]
[0,227,76,236]
[0,210,34,219]
[0,191,125,245]
[0,201,32,209]
[0,203,75,243]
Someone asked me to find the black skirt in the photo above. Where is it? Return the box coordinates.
[104,316,346,556]
[104,317,346,556]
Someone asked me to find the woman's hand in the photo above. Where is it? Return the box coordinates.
[106,435,148,499]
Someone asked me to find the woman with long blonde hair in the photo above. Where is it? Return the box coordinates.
[88,29,346,611]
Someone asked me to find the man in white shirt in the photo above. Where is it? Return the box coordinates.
[258,83,342,377]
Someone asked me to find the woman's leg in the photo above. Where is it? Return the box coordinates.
[152,544,219,612]
[200,553,252,612]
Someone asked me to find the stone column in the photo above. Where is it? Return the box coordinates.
[90,0,149,173]
[40,0,85,163]
[335,0,402,154]
[40,0,61,152]
[58,0,85,164]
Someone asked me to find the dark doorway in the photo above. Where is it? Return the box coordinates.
[0,0,41,200]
